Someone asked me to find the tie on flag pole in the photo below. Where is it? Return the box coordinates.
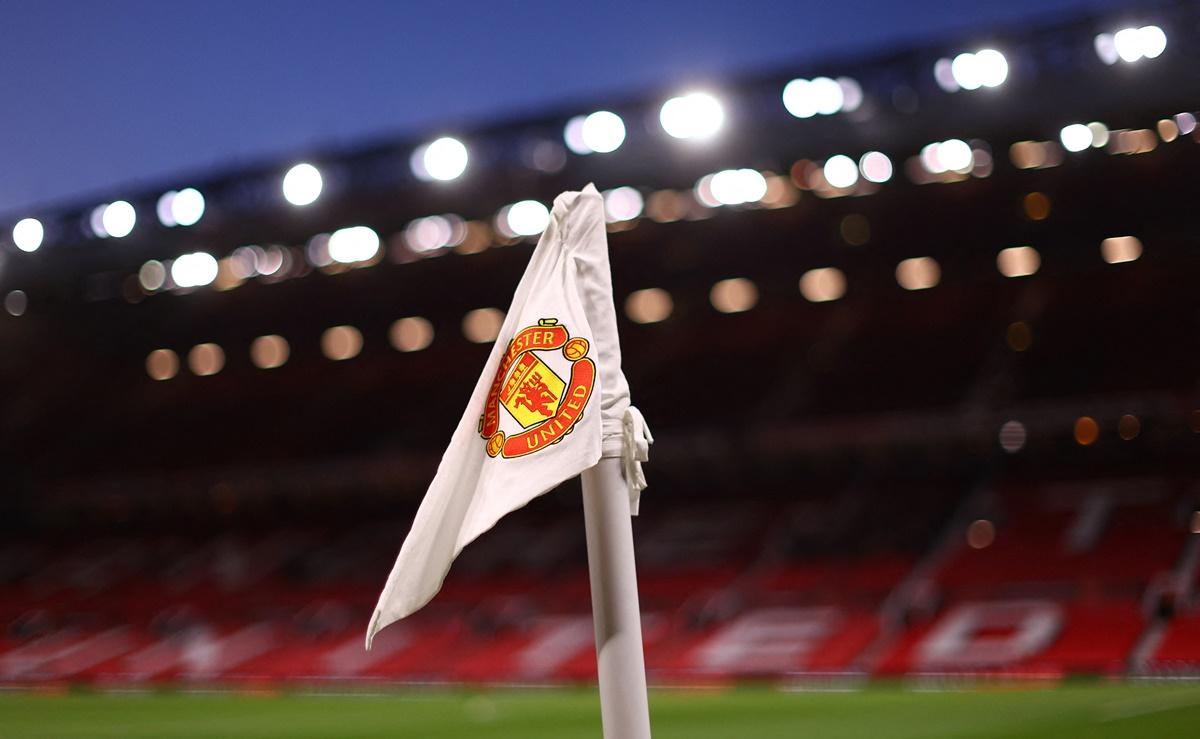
[367,184,653,738]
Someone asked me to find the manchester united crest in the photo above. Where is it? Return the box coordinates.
[479,318,596,458]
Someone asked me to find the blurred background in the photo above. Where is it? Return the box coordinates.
[1,0,1199,704]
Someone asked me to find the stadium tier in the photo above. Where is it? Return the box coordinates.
[0,470,1196,684]
[2,3,1200,688]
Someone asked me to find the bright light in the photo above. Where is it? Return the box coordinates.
[782,79,817,118]
[156,192,176,227]
[188,343,225,376]
[145,349,179,381]
[974,49,1008,87]
[823,155,859,189]
[101,201,136,238]
[322,325,363,360]
[412,136,468,182]
[505,200,550,236]
[1060,123,1093,152]
[951,53,981,90]
[171,251,219,288]
[625,288,673,323]
[838,77,863,112]
[405,214,466,253]
[922,139,974,173]
[139,260,166,291]
[390,317,434,352]
[328,225,380,263]
[940,139,973,171]
[706,168,768,206]
[659,92,724,140]
[859,151,893,183]
[563,116,589,154]
[462,308,505,343]
[1140,25,1168,58]
[580,111,625,153]
[603,187,644,222]
[944,49,1008,91]
[250,335,290,369]
[799,267,846,302]
[1106,26,1167,63]
[171,188,205,226]
[710,278,758,313]
[1101,236,1142,264]
[933,58,959,92]
[283,163,323,206]
[896,256,940,290]
[782,76,857,118]
[811,77,843,114]
[996,246,1041,277]
[12,218,43,252]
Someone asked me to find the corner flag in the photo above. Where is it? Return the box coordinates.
[367,184,651,649]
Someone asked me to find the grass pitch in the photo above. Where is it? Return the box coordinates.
[1,682,1198,738]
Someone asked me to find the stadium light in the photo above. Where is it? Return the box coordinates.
[250,335,290,369]
[321,325,363,360]
[1059,124,1093,152]
[565,111,626,154]
[603,187,644,222]
[283,163,323,206]
[996,246,1041,277]
[188,343,225,376]
[411,137,468,182]
[138,260,166,291]
[935,49,1008,92]
[1101,236,1142,264]
[94,201,136,239]
[390,316,434,352]
[920,139,974,174]
[145,348,179,380]
[462,308,504,343]
[783,76,861,118]
[12,218,44,252]
[504,200,550,236]
[1096,25,1167,64]
[659,92,724,140]
[822,155,859,189]
[405,215,466,253]
[157,187,205,227]
[710,278,758,313]
[625,288,673,323]
[859,151,893,183]
[799,267,846,302]
[4,290,27,317]
[701,169,767,207]
[328,225,380,264]
[171,251,219,288]
[896,256,940,290]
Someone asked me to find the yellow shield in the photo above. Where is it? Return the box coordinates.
[499,352,566,429]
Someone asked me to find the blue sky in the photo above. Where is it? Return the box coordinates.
[0,0,1130,214]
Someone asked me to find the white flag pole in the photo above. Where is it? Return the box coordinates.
[581,457,652,739]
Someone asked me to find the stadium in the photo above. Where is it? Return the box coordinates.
[2,1,1199,736]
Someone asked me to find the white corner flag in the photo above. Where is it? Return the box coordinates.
[367,184,652,650]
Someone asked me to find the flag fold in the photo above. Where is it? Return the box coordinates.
[367,184,649,649]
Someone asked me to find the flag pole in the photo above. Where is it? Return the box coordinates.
[581,457,652,739]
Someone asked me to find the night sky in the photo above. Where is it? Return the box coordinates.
[0,0,1129,215]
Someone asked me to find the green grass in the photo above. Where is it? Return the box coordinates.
[1,683,1198,738]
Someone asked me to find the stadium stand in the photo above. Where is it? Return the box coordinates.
[2,3,1200,687]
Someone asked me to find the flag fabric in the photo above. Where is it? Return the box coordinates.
[367,184,651,649]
